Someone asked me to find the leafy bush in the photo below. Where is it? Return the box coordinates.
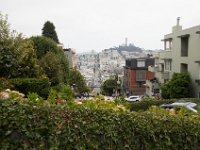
[128,98,200,112]
[0,77,13,91]
[79,99,125,111]
[9,78,50,98]
[127,99,175,112]
[114,96,126,105]
[1,98,200,149]
[52,83,73,101]
[27,92,44,105]
[161,73,191,99]
[47,88,57,104]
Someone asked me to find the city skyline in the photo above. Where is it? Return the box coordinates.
[1,0,200,53]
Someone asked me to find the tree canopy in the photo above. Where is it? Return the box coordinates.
[105,43,142,52]
[161,73,191,99]
[30,36,69,85]
[0,12,89,97]
[31,36,62,59]
[68,69,90,95]
[42,21,59,43]
[0,13,41,78]
[101,78,117,96]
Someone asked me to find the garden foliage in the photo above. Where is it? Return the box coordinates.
[1,98,200,149]
[161,73,191,99]
[127,98,200,112]
[9,78,50,98]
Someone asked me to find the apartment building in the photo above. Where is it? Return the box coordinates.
[150,18,200,98]
[123,58,155,96]
[63,48,76,69]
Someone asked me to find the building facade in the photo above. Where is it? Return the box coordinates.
[123,58,155,96]
[64,48,76,69]
[151,18,200,98]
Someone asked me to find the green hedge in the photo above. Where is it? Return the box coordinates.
[127,99,174,112]
[9,78,50,98]
[1,99,200,149]
[127,99,200,112]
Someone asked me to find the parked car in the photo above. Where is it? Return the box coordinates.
[125,96,141,102]
[160,100,198,113]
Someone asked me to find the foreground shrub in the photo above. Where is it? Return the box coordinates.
[51,83,73,100]
[1,98,200,149]
[128,99,200,112]
[127,99,174,112]
[9,78,50,98]
[0,77,13,91]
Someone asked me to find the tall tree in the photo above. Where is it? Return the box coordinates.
[31,36,61,59]
[39,51,64,85]
[42,21,59,43]
[0,12,41,78]
[31,36,69,85]
[0,13,9,39]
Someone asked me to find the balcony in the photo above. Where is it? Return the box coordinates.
[159,50,173,60]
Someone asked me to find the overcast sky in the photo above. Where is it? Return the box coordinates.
[1,0,200,53]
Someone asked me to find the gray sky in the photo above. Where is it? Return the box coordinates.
[1,0,200,53]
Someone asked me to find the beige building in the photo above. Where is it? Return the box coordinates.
[148,18,200,98]
[64,48,76,69]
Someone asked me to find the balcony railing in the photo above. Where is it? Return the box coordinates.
[159,50,173,60]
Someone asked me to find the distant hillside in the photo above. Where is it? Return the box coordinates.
[105,43,143,52]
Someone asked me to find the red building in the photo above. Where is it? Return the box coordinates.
[123,58,155,95]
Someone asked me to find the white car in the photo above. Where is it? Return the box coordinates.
[125,96,141,102]
[160,100,198,113]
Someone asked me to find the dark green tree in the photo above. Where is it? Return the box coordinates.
[42,21,59,43]
[161,73,191,99]
[39,51,68,86]
[31,36,69,85]
[101,78,117,96]
[31,36,61,59]
[68,69,90,95]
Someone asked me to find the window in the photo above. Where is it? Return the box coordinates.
[137,60,145,67]
[164,39,172,50]
[180,63,188,73]
[181,36,189,57]
[159,64,164,72]
[164,59,172,71]
[136,70,146,81]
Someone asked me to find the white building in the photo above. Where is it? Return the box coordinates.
[63,48,76,69]
[147,18,200,98]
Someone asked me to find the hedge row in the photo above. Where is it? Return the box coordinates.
[127,99,200,112]
[1,99,200,149]
[9,78,50,98]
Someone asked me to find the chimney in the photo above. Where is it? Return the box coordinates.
[172,17,182,33]
[177,17,180,26]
